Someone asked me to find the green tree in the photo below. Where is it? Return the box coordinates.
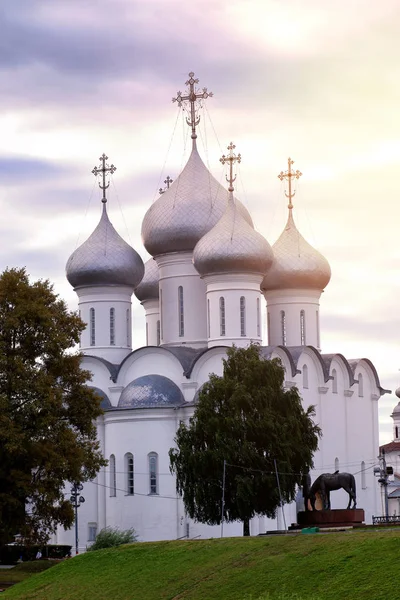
[87,527,137,551]
[0,268,106,546]
[169,344,320,536]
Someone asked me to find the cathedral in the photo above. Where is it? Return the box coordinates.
[56,73,388,550]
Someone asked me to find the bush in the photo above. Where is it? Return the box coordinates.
[87,527,137,551]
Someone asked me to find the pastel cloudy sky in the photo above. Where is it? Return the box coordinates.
[1,0,399,442]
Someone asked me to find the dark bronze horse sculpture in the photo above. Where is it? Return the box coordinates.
[304,471,357,511]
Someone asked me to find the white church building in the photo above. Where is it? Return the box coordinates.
[56,73,388,550]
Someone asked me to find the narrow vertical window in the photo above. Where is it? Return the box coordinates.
[316,310,320,348]
[280,310,286,346]
[109,454,116,497]
[358,373,364,397]
[146,322,149,346]
[149,453,158,495]
[110,308,115,345]
[207,299,210,338]
[332,369,338,394]
[300,310,306,345]
[156,320,161,346]
[88,522,97,542]
[257,297,261,337]
[160,289,163,341]
[126,309,131,346]
[361,461,366,489]
[396,426,399,440]
[220,297,226,336]
[240,296,246,337]
[90,308,95,346]
[178,286,184,337]
[334,457,339,472]
[302,364,309,389]
[126,453,134,495]
[267,312,271,345]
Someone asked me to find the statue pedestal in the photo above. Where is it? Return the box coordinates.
[297,509,365,528]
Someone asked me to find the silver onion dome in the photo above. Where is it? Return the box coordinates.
[134,258,159,302]
[262,210,331,292]
[141,144,253,257]
[66,204,144,288]
[193,193,273,276]
[118,375,184,409]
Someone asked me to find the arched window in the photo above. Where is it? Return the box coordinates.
[110,308,115,345]
[316,310,320,348]
[160,289,163,341]
[280,310,286,346]
[302,364,309,389]
[126,309,131,346]
[149,452,158,495]
[257,297,261,337]
[300,310,306,345]
[358,373,364,397]
[90,308,95,346]
[109,454,116,497]
[145,322,149,346]
[207,299,210,338]
[219,297,226,336]
[334,457,339,472]
[178,286,184,337]
[267,312,271,345]
[332,369,338,394]
[125,453,134,495]
[156,320,161,346]
[240,296,246,337]
[361,461,366,489]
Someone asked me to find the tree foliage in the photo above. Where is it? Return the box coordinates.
[169,344,321,534]
[0,268,106,545]
[87,527,138,551]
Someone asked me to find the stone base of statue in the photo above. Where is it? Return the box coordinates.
[296,508,365,528]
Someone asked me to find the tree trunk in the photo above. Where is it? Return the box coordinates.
[243,518,250,536]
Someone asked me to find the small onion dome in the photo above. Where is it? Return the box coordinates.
[262,210,331,292]
[134,258,159,302]
[118,375,184,409]
[141,144,253,257]
[66,204,144,288]
[193,194,273,276]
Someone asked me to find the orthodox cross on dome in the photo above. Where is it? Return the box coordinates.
[92,154,117,204]
[172,72,213,140]
[159,175,173,195]
[278,157,302,210]
[220,142,241,192]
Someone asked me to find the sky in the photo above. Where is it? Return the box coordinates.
[0,0,399,443]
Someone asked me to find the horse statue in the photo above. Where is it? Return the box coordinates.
[305,471,357,511]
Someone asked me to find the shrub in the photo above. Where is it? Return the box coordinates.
[87,527,137,551]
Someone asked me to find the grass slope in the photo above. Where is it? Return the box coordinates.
[4,529,400,600]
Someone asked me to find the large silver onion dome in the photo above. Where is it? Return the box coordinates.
[193,193,273,276]
[141,144,253,256]
[118,375,184,408]
[262,210,331,292]
[134,258,159,302]
[66,204,144,288]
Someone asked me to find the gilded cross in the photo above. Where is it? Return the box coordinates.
[278,158,302,210]
[220,142,241,192]
[172,72,213,140]
[159,175,173,195]
[92,154,117,203]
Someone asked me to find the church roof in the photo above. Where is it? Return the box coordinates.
[66,203,144,288]
[134,258,159,302]
[379,441,400,453]
[193,192,273,277]
[141,143,253,257]
[118,374,184,409]
[262,210,331,292]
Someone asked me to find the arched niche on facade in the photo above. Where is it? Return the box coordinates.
[81,355,116,397]
[189,346,228,388]
[117,346,184,388]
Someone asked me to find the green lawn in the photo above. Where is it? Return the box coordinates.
[3,529,400,600]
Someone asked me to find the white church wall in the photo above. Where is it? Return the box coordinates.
[141,298,160,346]
[117,348,184,389]
[190,347,226,391]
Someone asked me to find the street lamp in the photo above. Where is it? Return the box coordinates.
[70,483,85,555]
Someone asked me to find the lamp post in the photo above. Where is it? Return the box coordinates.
[70,483,85,555]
